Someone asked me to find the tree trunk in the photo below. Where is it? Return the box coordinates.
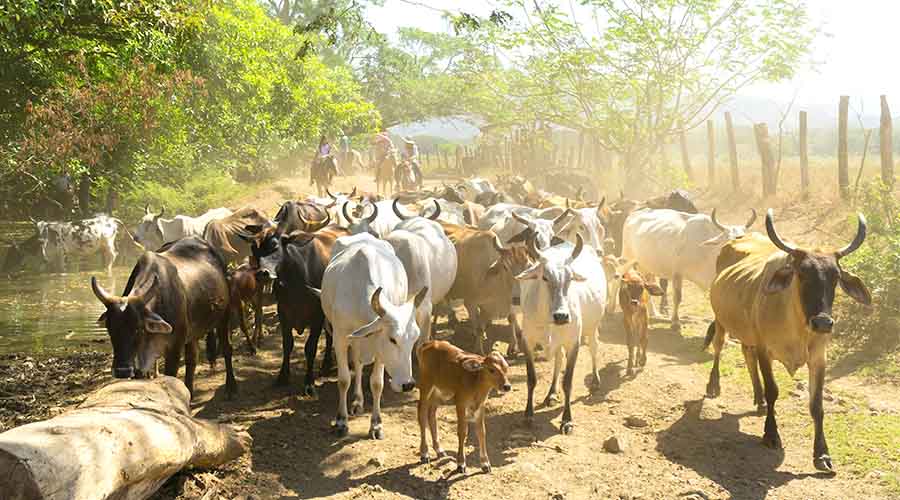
[0,377,251,500]
[706,120,716,187]
[800,110,810,199]
[78,174,92,217]
[678,122,694,180]
[725,112,739,192]
[881,95,894,186]
[754,123,776,197]
[839,95,850,199]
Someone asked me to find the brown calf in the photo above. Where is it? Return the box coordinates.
[618,265,664,376]
[417,340,511,474]
[227,263,272,354]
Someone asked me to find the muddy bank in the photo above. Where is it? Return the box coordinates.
[0,345,111,431]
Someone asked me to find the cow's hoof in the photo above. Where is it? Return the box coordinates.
[333,424,349,437]
[481,463,492,473]
[591,375,602,388]
[561,421,575,435]
[524,412,534,426]
[349,401,364,416]
[303,384,318,398]
[225,385,238,400]
[638,355,647,367]
[755,403,767,416]
[671,321,682,332]
[814,455,835,474]
[369,427,384,440]
[705,383,720,399]
[455,464,466,475]
[274,373,290,387]
[506,345,518,358]
[435,449,447,458]
[626,368,635,378]
[542,392,559,407]
[762,432,783,450]
[420,454,430,464]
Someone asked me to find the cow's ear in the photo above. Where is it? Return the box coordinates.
[144,312,173,335]
[764,265,794,294]
[461,358,483,372]
[840,271,872,305]
[508,229,531,244]
[550,236,565,246]
[306,285,322,298]
[349,318,381,339]
[96,311,107,327]
[645,283,665,296]
[515,263,542,280]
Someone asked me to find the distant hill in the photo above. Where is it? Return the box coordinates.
[390,118,480,143]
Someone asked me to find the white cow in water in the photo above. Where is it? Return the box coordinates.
[35,215,131,272]
[134,205,232,250]
[621,208,757,330]
[389,200,458,340]
[317,233,428,439]
[517,234,607,435]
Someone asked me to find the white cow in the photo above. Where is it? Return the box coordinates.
[317,233,428,439]
[35,215,130,272]
[389,201,459,340]
[621,208,757,330]
[457,177,496,202]
[479,203,574,249]
[517,234,607,435]
[134,205,232,250]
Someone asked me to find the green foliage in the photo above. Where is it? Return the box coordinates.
[120,169,253,222]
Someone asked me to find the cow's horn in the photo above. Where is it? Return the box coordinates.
[710,209,727,232]
[326,188,337,200]
[553,208,574,228]
[426,200,441,221]
[129,274,160,304]
[566,198,571,209]
[370,287,387,318]
[567,233,584,264]
[392,198,411,220]
[596,196,606,212]
[765,209,798,254]
[744,208,758,229]
[836,213,867,258]
[365,201,379,223]
[91,277,119,306]
[29,216,37,225]
[350,187,358,198]
[511,211,532,227]
[157,206,165,218]
[297,209,310,227]
[315,211,331,229]
[144,204,151,215]
[342,201,356,224]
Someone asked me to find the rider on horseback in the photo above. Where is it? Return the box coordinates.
[399,137,423,191]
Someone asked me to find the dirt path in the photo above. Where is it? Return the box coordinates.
[146,175,897,500]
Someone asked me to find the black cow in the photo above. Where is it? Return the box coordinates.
[90,236,234,398]
[249,224,348,396]
[271,200,331,237]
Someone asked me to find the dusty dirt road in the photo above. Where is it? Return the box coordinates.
[143,172,899,500]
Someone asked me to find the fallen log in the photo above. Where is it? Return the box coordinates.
[0,376,251,500]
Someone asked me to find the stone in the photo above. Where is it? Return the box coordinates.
[624,416,649,428]
[603,435,627,453]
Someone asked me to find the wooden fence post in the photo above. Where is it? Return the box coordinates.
[724,112,739,191]
[706,120,716,186]
[799,110,809,199]
[754,123,776,197]
[881,95,895,186]
[839,95,850,199]
[679,122,694,180]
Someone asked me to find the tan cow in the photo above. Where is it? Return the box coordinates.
[617,263,664,376]
[705,210,871,473]
[416,340,511,474]
[441,222,532,355]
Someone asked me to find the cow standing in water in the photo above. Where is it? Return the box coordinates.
[706,210,871,473]
[91,237,235,398]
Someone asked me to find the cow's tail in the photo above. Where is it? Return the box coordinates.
[702,321,717,351]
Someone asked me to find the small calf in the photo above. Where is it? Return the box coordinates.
[227,263,271,354]
[602,254,625,314]
[417,340,511,474]
[618,265,664,376]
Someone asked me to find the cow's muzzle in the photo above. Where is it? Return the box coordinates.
[630,299,639,306]
[810,314,834,334]
[500,383,512,393]
[113,366,134,379]
[256,269,276,281]
[552,312,570,325]
[401,382,416,392]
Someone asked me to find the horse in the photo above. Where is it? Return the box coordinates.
[311,154,339,197]
[373,149,397,196]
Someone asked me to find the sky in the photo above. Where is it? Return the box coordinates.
[368,0,900,114]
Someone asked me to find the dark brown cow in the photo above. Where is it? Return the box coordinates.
[91,236,234,398]
[706,210,871,473]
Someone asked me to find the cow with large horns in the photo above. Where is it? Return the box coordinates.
[621,207,757,330]
[91,237,234,398]
[517,233,607,434]
[706,210,871,473]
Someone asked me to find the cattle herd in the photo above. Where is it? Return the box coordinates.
[2,176,873,477]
